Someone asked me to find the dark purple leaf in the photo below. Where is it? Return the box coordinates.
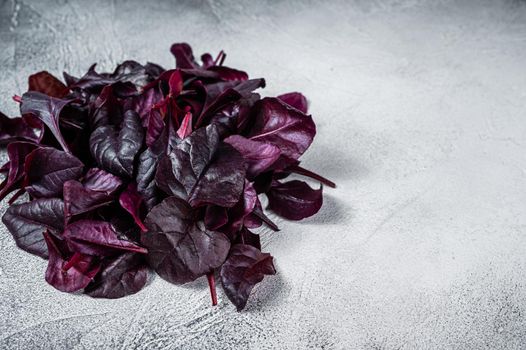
[267,180,323,220]
[224,135,280,179]
[24,147,84,198]
[119,183,147,232]
[2,198,64,258]
[207,66,248,81]
[28,71,69,98]
[222,181,258,234]
[44,232,100,292]
[155,125,245,208]
[90,110,144,178]
[20,91,75,153]
[82,168,123,194]
[204,205,228,231]
[246,97,316,162]
[84,252,148,298]
[0,141,38,201]
[0,112,42,145]
[64,220,147,256]
[171,43,199,69]
[220,244,276,310]
[142,196,230,284]
[234,227,261,251]
[144,108,165,147]
[63,180,116,222]
[277,92,308,113]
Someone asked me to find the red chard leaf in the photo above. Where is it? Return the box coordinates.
[119,183,147,232]
[20,91,75,153]
[246,97,316,162]
[64,220,148,256]
[24,147,84,198]
[142,196,230,284]
[224,135,281,179]
[277,92,308,113]
[28,71,70,98]
[267,180,323,220]
[44,231,101,293]
[90,110,144,178]
[2,198,65,258]
[155,125,245,208]
[220,244,276,311]
[84,252,148,298]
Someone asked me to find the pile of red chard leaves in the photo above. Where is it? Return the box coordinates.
[0,43,334,310]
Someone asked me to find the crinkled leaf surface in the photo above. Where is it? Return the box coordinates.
[2,198,64,258]
[142,196,230,284]
[24,147,84,198]
[90,110,144,178]
[155,125,245,208]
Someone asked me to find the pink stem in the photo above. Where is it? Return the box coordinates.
[63,252,83,271]
[288,165,336,188]
[207,272,218,306]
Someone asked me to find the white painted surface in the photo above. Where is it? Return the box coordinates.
[1,0,526,348]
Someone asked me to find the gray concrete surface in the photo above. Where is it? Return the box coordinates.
[1,0,526,348]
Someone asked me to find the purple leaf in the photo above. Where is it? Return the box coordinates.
[28,71,69,98]
[142,196,231,284]
[63,180,116,222]
[0,141,38,201]
[222,181,258,235]
[267,180,323,220]
[171,43,199,69]
[89,110,144,178]
[82,168,123,194]
[155,125,245,208]
[144,108,165,147]
[277,92,308,113]
[2,198,65,258]
[119,183,147,232]
[0,112,42,145]
[44,232,100,293]
[84,252,148,298]
[220,244,276,310]
[234,227,261,251]
[224,135,281,178]
[20,91,75,153]
[246,97,316,162]
[207,66,248,81]
[63,220,148,257]
[204,205,228,230]
[24,147,84,198]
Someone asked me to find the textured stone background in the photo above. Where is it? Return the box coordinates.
[1,0,526,349]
